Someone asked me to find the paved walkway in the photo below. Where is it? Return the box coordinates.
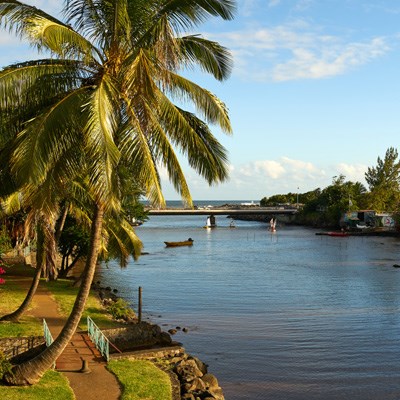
[11,276,121,400]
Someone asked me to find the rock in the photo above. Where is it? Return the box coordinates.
[159,332,172,345]
[209,387,224,400]
[175,359,204,381]
[202,374,219,389]
[188,377,207,392]
[190,356,208,375]
[182,327,189,333]
[168,329,177,335]
[182,394,195,400]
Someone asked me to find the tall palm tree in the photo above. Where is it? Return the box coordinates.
[0,0,235,385]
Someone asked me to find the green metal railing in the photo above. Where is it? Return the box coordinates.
[87,316,109,361]
[43,319,56,369]
[43,319,54,347]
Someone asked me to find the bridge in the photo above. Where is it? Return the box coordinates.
[147,208,298,216]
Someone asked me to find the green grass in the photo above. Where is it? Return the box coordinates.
[108,359,172,400]
[0,370,74,400]
[1,266,170,400]
[0,280,42,338]
[44,279,122,330]
[0,266,121,337]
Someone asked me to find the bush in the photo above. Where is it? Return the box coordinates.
[106,299,136,321]
[0,351,12,380]
[0,226,12,255]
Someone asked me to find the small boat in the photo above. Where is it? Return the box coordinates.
[269,217,277,232]
[327,231,349,237]
[164,238,194,247]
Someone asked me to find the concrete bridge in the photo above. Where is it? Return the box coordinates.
[147,208,298,216]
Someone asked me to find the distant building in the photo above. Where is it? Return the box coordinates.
[342,210,396,230]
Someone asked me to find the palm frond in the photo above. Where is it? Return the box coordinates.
[0,1,100,62]
[156,92,230,184]
[64,0,131,54]
[106,217,142,266]
[140,102,193,206]
[177,35,233,81]
[120,96,166,208]
[10,86,89,186]
[0,59,88,111]
[164,71,232,133]
[83,75,121,206]
[155,0,236,31]
[1,191,22,215]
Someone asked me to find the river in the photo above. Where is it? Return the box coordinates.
[97,213,400,400]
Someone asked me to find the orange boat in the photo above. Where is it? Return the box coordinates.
[164,238,194,247]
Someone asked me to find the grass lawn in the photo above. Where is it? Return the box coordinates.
[0,277,43,338]
[0,262,122,333]
[108,359,172,400]
[1,263,173,400]
[0,370,74,400]
[44,279,122,330]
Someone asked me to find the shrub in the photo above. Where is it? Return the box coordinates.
[107,299,136,321]
[0,351,12,379]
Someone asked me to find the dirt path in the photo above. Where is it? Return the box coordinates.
[10,277,121,400]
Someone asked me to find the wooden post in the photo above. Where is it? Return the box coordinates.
[138,286,142,323]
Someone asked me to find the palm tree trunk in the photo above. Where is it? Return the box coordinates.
[2,203,104,386]
[0,223,46,322]
[0,264,43,322]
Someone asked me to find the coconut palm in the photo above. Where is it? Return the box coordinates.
[0,0,235,384]
[0,183,142,322]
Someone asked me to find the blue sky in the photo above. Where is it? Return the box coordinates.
[1,0,400,201]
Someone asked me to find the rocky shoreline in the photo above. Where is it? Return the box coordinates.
[95,282,225,400]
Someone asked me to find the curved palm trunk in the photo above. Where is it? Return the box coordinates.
[0,223,46,322]
[0,264,43,322]
[3,204,104,386]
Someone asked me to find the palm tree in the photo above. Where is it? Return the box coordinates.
[0,184,142,322]
[0,0,235,384]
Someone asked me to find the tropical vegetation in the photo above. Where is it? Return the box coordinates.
[0,0,235,385]
[261,147,400,228]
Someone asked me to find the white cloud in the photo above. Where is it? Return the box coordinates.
[272,36,389,81]
[240,160,285,179]
[157,158,370,200]
[210,22,392,82]
[335,162,368,184]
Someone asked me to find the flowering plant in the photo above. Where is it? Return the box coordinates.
[0,260,7,284]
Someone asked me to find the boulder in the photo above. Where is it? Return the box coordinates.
[201,373,219,389]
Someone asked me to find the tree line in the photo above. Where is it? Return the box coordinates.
[260,147,400,227]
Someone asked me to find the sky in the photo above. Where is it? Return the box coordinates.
[1,0,400,201]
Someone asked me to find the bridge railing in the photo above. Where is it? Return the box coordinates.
[43,319,56,368]
[87,316,109,361]
[43,319,54,347]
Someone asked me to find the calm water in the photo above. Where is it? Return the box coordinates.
[97,214,400,400]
